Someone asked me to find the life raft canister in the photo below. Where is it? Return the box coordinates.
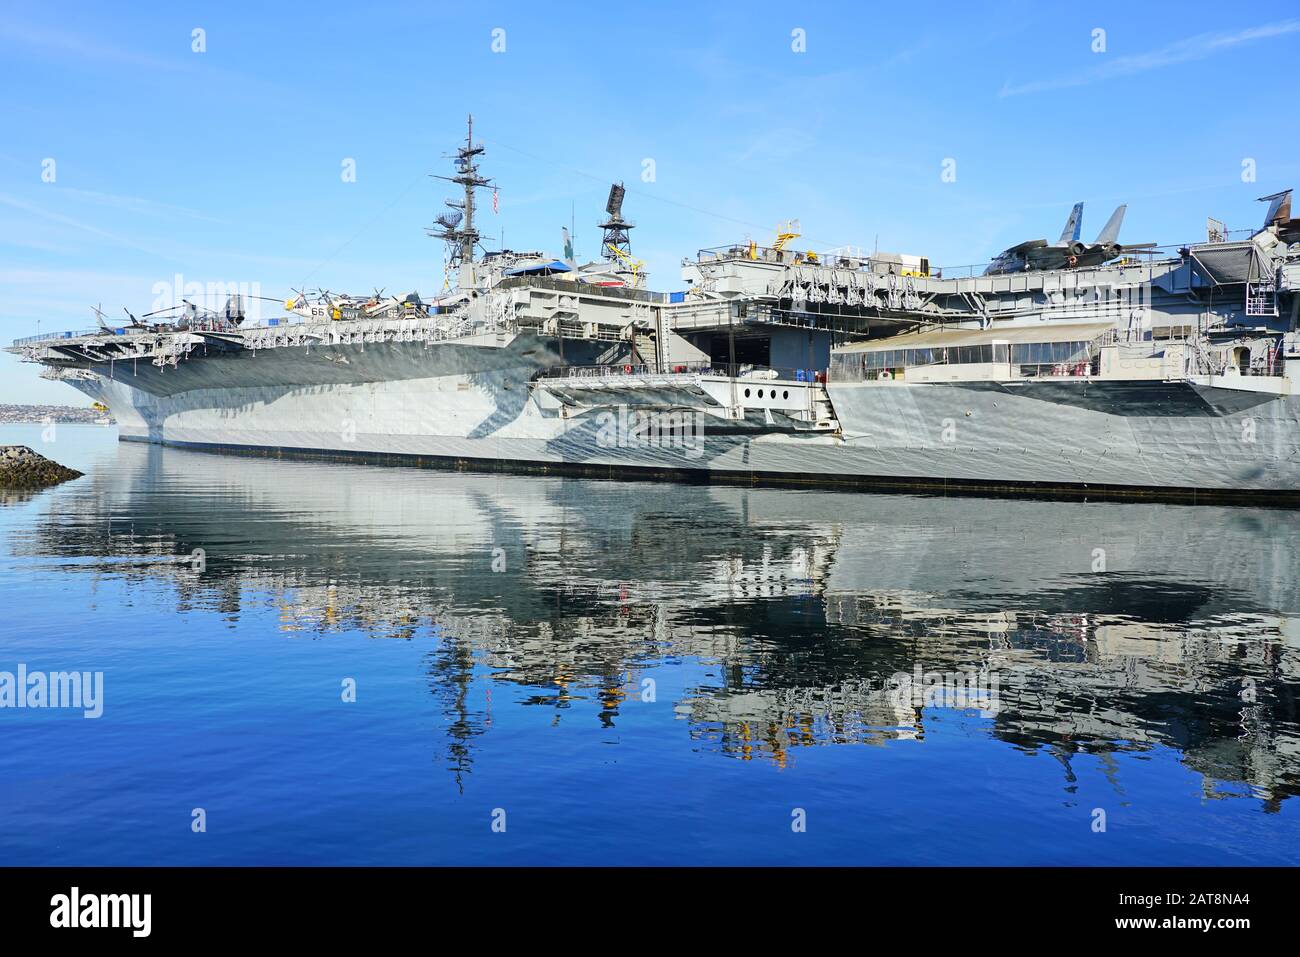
[623,364,633,374]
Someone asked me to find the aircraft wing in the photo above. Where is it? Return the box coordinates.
[1004,239,1048,254]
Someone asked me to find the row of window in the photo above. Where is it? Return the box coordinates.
[858,344,1004,369]
[1011,341,1090,364]
[832,340,1090,375]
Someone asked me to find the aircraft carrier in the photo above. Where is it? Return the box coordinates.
[10,118,1300,503]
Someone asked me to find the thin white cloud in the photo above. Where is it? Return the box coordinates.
[0,192,134,245]
[0,267,153,285]
[1000,19,1300,97]
[0,234,72,254]
[56,188,226,224]
[0,19,290,100]
[0,20,183,71]
[0,193,231,261]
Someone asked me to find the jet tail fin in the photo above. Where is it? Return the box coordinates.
[1096,205,1126,245]
[1057,203,1083,244]
[1258,190,1293,229]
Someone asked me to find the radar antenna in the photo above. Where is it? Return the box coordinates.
[428,115,494,284]
[599,182,634,261]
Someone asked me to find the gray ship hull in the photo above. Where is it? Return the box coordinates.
[820,378,1300,499]
[58,334,1300,504]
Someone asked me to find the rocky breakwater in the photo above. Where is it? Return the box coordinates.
[0,446,83,488]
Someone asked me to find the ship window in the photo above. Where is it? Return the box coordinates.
[939,345,980,364]
[783,390,789,399]
[1010,341,1088,364]
[758,389,765,398]
[840,339,1091,380]
[858,345,1007,371]
[744,388,751,398]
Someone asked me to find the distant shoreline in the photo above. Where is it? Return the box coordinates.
[0,404,115,425]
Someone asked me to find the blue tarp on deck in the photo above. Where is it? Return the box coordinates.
[504,261,572,276]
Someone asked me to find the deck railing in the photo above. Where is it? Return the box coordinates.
[12,328,104,345]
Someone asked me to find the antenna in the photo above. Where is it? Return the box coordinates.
[606,183,625,218]
[599,181,634,261]
[428,114,494,281]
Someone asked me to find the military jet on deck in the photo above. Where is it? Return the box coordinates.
[1257,189,1300,242]
[984,203,1156,275]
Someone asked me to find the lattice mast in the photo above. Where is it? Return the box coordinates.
[429,115,494,288]
[599,183,634,261]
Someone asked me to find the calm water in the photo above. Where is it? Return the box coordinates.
[2,424,1298,865]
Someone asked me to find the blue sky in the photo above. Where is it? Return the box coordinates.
[2,2,1298,402]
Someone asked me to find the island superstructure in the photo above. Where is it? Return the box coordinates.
[10,119,1300,502]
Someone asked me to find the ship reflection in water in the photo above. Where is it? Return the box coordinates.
[3,427,1299,865]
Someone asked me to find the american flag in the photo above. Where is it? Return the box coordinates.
[492,188,499,214]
